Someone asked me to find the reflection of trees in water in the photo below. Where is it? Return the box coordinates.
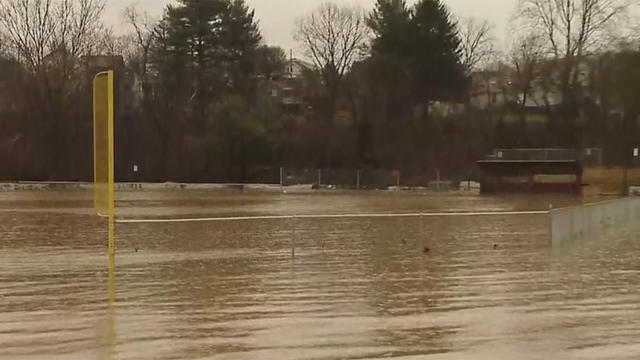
[125,217,458,356]
[122,220,290,355]
[363,217,459,354]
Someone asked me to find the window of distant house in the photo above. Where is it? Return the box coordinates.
[271,89,278,97]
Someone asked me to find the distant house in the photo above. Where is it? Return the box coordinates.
[428,101,465,117]
[259,58,315,112]
[518,84,563,109]
[79,55,140,128]
[80,55,128,99]
[469,69,513,110]
[289,58,315,79]
[80,55,125,79]
[468,59,594,112]
[42,46,71,70]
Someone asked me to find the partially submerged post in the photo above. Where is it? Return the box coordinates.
[419,214,424,250]
[290,215,296,258]
[280,166,284,191]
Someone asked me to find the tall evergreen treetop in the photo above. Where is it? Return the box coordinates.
[369,0,412,57]
[165,0,228,67]
[154,0,263,101]
[368,0,466,103]
[223,0,262,90]
[411,0,464,97]
[223,0,261,57]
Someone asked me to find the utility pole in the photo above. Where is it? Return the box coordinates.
[290,49,294,79]
[623,110,631,196]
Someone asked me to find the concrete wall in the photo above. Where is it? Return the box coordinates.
[551,197,640,247]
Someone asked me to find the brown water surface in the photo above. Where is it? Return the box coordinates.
[1,190,639,359]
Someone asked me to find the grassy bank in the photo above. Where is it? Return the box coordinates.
[583,167,640,195]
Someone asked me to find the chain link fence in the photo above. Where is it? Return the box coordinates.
[263,167,463,190]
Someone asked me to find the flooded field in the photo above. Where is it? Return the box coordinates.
[1,190,640,359]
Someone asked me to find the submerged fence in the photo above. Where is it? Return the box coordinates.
[551,197,640,246]
[278,168,462,190]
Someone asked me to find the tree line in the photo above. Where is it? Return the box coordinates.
[0,0,638,183]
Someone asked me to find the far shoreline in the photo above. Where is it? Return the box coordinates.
[0,181,480,194]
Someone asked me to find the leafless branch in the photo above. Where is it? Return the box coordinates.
[459,17,496,73]
[96,28,136,59]
[294,2,369,81]
[517,0,633,59]
[123,4,156,94]
[510,34,545,108]
[515,0,634,101]
[124,4,154,56]
[0,0,105,72]
[0,0,55,71]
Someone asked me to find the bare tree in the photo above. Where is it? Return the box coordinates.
[53,0,105,58]
[0,0,105,179]
[96,29,136,60]
[294,2,369,120]
[459,17,496,73]
[294,2,369,82]
[516,0,633,104]
[123,5,155,91]
[0,0,105,72]
[510,34,545,123]
[0,30,6,57]
[0,0,56,71]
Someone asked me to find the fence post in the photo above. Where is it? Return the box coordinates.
[436,169,441,191]
[318,169,322,188]
[280,166,284,189]
[291,216,296,258]
[419,214,424,249]
[357,169,361,191]
[396,171,400,189]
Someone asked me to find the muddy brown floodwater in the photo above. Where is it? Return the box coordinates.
[1,190,640,360]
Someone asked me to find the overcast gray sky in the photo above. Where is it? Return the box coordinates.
[105,0,517,55]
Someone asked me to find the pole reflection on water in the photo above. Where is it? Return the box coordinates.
[1,191,639,360]
[103,254,116,360]
[95,244,116,360]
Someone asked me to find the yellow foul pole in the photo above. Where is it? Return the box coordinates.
[107,70,115,257]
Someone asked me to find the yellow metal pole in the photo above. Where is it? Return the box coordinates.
[94,70,117,358]
[93,76,99,214]
[107,71,115,256]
